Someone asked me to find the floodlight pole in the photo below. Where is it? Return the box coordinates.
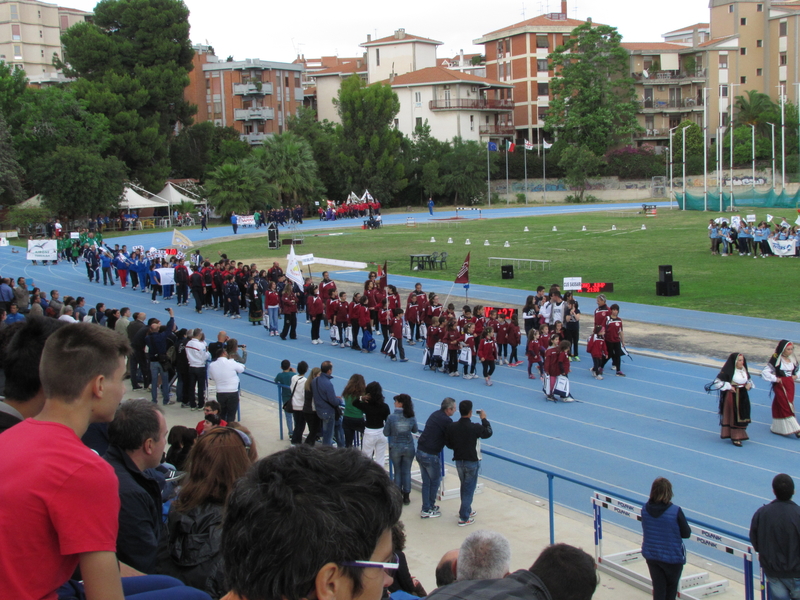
[750,124,756,193]
[779,84,786,190]
[767,122,776,190]
[669,125,679,210]
[728,83,740,211]
[717,127,724,211]
[703,87,710,211]
[682,125,690,211]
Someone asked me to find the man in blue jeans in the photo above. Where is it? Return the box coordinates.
[750,473,800,600]
[445,400,492,527]
[312,360,344,446]
[416,397,457,518]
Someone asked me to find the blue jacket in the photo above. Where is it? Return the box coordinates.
[641,502,689,565]
[101,254,112,269]
[417,409,454,455]
[312,373,338,419]
[384,409,418,446]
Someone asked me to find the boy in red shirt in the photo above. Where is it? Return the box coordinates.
[388,308,408,362]
[587,325,609,380]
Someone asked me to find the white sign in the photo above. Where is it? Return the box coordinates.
[70,232,80,239]
[746,214,757,223]
[294,253,315,264]
[769,239,795,257]
[156,268,175,286]
[730,216,741,229]
[563,277,582,291]
[27,239,57,261]
[0,238,8,247]
[313,257,369,269]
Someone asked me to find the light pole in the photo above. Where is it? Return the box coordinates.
[727,83,740,211]
[750,124,756,193]
[767,122,776,190]
[682,125,690,210]
[669,125,679,210]
[703,87,710,211]
[780,84,786,189]
[717,127,724,211]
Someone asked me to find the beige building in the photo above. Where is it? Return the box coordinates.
[360,28,441,83]
[0,0,91,84]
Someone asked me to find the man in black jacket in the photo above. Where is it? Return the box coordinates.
[445,400,492,527]
[750,473,800,599]
[104,398,168,574]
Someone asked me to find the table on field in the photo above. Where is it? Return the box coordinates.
[409,254,434,270]
[487,257,551,271]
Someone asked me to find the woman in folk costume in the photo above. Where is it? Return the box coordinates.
[761,340,800,437]
[705,353,753,447]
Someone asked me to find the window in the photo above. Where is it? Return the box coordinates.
[376,48,380,66]
[757,3,763,11]
[536,34,548,48]
[13,45,21,60]
[470,115,474,131]
[645,116,654,129]
[721,112,729,126]
[11,24,20,40]
[720,84,728,97]
[10,4,18,20]
[740,47,747,55]
[537,59,548,72]
[40,49,44,57]
[537,106,547,121]
[206,103,212,116]
[284,75,289,87]
[214,101,222,114]
[497,40,504,55]
[728,4,734,12]
[60,15,69,29]
[741,17,746,25]
[414,91,421,103]
[40,30,43,38]
[394,119,399,129]
[538,82,549,96]
[415,117,422,129]
[780,21,788,36]
[37,9,40,18]
[740,76,747,84]
[780,52,788,65]
[719,54,728,69]
[757,68,763,76]
[757,40,763,47]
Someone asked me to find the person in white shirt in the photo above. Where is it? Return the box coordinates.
[57,306,78,323]
[289,361,309,444]
[208,347,245,422]
[183,328,210,410]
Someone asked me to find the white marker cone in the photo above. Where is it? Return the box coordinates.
[465,239,471,245]
[552,226,557,232]
[582,225,587,231]
[447,237,453,243]
[524,226,529,232]
[612,225,617,231]
[484,240,490,246]
[503,241,510,247]
[641,224,646,230]
[430,237,436,242]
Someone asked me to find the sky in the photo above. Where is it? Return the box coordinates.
[64,0,710,64]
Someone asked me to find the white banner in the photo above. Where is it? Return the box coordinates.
[285,246,304,288]
[769,239,795,257]
[730,216,741,229]
[309,257,369,269]
[238,215,256,226]
[563,277,582,291]
[746,214,757,223]
[27,239,57,261]
[157,268,175,286]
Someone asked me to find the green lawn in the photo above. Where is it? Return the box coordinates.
[198,209,800,320]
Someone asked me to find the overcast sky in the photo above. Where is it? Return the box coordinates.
[65,0,710,64]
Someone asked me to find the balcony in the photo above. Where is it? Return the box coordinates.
[233,82,273,95]
[633,129,670,140]
[633,69,707,84]
[239,132,271,145]
[637,98,704,112]
[479,124,516,136]
[429,98,514,112]
[234,107,275,121]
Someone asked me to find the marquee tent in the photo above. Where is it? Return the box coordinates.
[119,187,169,210]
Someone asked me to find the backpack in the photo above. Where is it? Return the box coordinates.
[362,329,377,352]
[203,269,212,285]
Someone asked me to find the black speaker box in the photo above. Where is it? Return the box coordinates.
[658,265,673,283]
[501,265,514,280]
[656,281,680,296]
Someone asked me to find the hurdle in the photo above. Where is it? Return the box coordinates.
[592,492,755,600]
[455,207,483,219]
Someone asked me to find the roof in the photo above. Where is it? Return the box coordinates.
[480,14,590,38]
[384,66,512,88]
[621,42,690,52]
[697,35,737,48]
[312,61,367,78]
[663,22,710,35]
[361,31,443,47]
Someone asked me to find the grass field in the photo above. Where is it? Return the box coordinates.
[199,208,799,320]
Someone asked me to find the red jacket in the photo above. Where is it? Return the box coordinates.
[335,300,349,323]
[544,347,570,377]
[406,304,420,324]
[506,323,521,347]
[587,334,608,358]
[485,318,500,335]
[526,338,540,360]
[388,293,401,311]
[358,304,371,328]
[465,334,477,353]
[348,301,360,322]
[264,290,280,308]
[428,304,443,324]
[378,308,392,326]
[389,316,403,338]
[280,292,297,314]
[496,322,508,344]
[477,339,498,362]
[306,295,324,318]
[442,329,463,351]
[320,279,337,304]
[594,306,610,329]
[426,325,441,348]
[605,317,623,343]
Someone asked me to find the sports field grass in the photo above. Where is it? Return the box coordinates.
[201,208,800,321]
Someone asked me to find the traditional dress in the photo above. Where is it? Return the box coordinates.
[761,340,800,437]
[706,353,752,445]
[248,283,264,325]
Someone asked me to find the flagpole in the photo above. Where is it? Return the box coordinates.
[486,143,491,207]
[543,143,547,203]
[524,143,528,205]
[440,282,457,314]
[505,143,510,204]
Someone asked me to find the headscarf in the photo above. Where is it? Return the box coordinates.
[769,340,797,377]
[705,352,749,392]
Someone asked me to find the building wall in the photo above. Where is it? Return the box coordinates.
[366,41,437,83]
[315,75,343,124]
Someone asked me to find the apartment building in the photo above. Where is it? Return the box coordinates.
[473,1,588,145]
[184,44,304,145]
[0,0,91,85]
[440,51,486,77]
[308,58,367,123]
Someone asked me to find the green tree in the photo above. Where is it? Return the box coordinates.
[0,61,28,123]
[170,122,250,181]
[5,206,50,235]
[287,107,343,199]
[734,90,778,135]
[28,146,127,220]
[0,114,25,205]
[247,132,323,207]
[205,162,275,216]
[546,22,642,154]
[60,0,196,190]
[400,122,449,204]
[335,75,406,202]
[441,138,490,204]
[559,145,604,202]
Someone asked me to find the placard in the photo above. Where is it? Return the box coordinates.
[70,232,80,239]
[746,214,756,223]
[563,277,582,291]
[730,216,741,229]
[27,239,57,261]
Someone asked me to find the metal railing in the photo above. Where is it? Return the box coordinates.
[429,98,514,111]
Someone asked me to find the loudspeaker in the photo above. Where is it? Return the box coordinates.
[656,281,680,296]
[267,223,280,249]
[501,265,514,280]
[658,265,673,283]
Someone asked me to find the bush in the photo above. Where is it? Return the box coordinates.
[516,192,526,203]
[605,145,666,179]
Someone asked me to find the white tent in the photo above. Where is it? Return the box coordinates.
[19,194,43,208]
[156,182,206,207]
[119,187,169,210]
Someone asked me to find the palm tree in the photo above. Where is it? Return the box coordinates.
[248,132,323,205]
[734,90,779,135]
[204,162,276,216]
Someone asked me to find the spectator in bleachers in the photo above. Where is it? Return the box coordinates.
[221,445,402,600]
[435,549,460,588]
[457,530,511,581]
[208,346,245,422]
[165,425,197,472]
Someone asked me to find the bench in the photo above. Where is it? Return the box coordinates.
[488,257,551,271]
[642,204,658,216]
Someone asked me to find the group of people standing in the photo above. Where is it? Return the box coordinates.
[708,217,800,257]
[706,339,800,447]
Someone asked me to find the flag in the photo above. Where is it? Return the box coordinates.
[543,139,553,149]
[171,229,194,249]
[767,214,774,222]
[378,260,388,290]
[524,139,534,151]
[454,252,470,284]
[286,245,304,288]
[487,141,498,151]
[506,140,516,153]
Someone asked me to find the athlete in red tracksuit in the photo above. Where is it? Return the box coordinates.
[306,286,325,344]
[388,308,407,361]
[477,328,498,386]
[544,340,571,400]
[587,325,608,380]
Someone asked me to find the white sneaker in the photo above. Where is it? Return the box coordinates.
[595,374,604,380]
[151,300,159,304]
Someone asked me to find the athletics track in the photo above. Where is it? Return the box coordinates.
[6,202,796,570]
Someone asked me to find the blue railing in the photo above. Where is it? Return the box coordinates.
[241,370,288,439]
